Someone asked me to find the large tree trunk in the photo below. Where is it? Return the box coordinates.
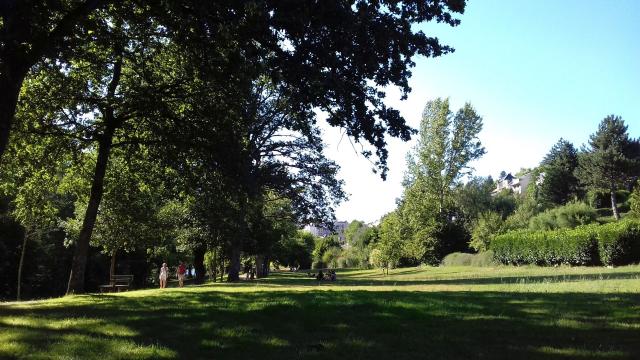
[66,128,115,294]
[16,228,29,301]
[255,255,265,278]
[109,249,117,279]
[219,253,225,282]
[208,246,217,282]
[0,66,27,164]
[193,246,206,284]
[66,42,122,295]
[227,240,241,282]
[611,189,620,221]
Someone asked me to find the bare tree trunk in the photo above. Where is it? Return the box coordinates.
[193,246,206,284]
[611,189,620,220]
[66,130,114,294]
[255,255,264,278]
[209,246,218,282]
[109,249,117,279]
[227,240,241,282]
[66,42,122,295]
[0,67,26,164]
[16,228,29,301]
[219,252,225,282]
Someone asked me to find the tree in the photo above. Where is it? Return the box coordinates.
[273,230,315,270]
[401,98,485,262]
[12,0,469,292]
[376,211,405,271]
[405,98,485,214]
[577,115,640,220]
[3,0,467,168]
[539,138,580,205]
[0,129,67,300]
[341,220,378,268]
[630,180,640,218]
[454,176,494,228]
[368,248,387,274]
[0,0,108,163]
[62,148,167,281]
[312,235,342,269]
[470,211,504,252]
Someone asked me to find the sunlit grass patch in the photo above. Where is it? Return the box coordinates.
[47,334,176,359]
[1,265,640,359]
[536,346,626,358]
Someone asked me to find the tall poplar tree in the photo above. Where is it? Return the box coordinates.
[402,98,485,263]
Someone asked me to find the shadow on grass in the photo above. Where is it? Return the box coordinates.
[1,288,640,359]
[251,271,640,288]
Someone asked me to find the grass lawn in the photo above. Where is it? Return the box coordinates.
[2,265,640,359]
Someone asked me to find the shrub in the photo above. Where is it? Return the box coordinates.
[630,181,640,218]
[441,252,474,266]
[490,226,598,266]
[528,201,597,231]
[491,220,640,266]
[596,220,640,266]
[587,189,630,209]
[441,251,497,267]
[470,212,504,252]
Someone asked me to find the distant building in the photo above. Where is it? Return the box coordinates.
[306,220,349,244]
[493,172,533,196]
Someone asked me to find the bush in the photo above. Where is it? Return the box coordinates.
[441,252,474,266]
[470,212,504,252]
[629,181,640,218]
[441,251,497,267]
[596,220,640,266]
[491,220,640,266]
[587,190,630,209]
[528,201,597,231]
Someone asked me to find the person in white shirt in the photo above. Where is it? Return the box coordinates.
[159,262,169,289]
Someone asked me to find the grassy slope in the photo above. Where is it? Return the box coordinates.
[2,266,640,360]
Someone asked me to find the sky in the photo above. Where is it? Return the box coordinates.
[320,0,640,224]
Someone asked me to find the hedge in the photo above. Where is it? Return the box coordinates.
[491,220,640,266]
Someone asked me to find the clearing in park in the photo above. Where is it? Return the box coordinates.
[1,265,640,360]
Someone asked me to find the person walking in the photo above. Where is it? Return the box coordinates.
[177,262,186,288]
[159,262,169,289]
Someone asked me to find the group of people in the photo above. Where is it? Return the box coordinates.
[158,262,189,289]
[310,269,337,282]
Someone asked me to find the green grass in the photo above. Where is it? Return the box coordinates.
[2,266,640,359]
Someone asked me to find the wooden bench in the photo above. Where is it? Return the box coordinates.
[99,274,134,293]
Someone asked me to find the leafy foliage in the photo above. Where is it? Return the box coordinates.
[441,251,496,267]
[631,181,640,218]
[491,220,640,266]
[399,98,485,263]
[539,138,580,205]
[527,201,598,231]
[576,115,640,220]
[470,212,504,252]
[375,211,406,270]
[596,220,640,266]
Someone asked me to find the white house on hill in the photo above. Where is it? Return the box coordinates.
[305,221,349,244]
[493,173,533,196]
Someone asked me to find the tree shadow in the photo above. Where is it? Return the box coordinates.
[248,271,640,288]
[1,288,640,359]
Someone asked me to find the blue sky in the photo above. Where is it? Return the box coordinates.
[323,0,640,223]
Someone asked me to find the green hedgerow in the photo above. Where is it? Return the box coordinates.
[491,220,640,266]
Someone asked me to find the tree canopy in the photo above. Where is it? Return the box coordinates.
[577,115,640,220]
